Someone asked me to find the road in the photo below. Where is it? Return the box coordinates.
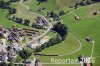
[20,0,53,47]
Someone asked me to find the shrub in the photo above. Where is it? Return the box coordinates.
[93,12,97,15]
[23,19,30,26]
[9,8,17,14]
[59,10,66,16]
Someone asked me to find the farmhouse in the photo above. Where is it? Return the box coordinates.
[35,17,48,27]
[74,16,81,20]
[39,36,51,44]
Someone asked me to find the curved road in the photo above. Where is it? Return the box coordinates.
[20,0,53,47]
[20,0,82,56]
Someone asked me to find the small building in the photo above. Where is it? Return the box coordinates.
[34,59,42,66]
[39,36,51,44]
[7,48,16,61]
[37,7,45,12]
[12,42,22,51]
[28,40,39,49]
[74,16,81,20]
[85,37,93,42]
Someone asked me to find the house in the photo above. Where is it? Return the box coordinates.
[25,59,32,66]
[74,16,81,20]
[7,48,16,61]
[25,59,35,66]
[35,17,48,28]
[12,42,22,51]
[39,36,51,44]
[28,40,39,49]
[34,59,42,66]
[37,7,45,12]
[0,53,8,61]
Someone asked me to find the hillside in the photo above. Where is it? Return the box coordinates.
[27,0,100,66]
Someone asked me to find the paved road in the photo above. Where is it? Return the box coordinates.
[20,0,84,57]
[20,0,83,56]
[20,0,53,47]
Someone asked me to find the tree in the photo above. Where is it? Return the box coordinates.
[16,55,22,63]
[93,12,98,15]
[79,1,86,6]
[74,3,79,9]
[50,11,55,17]
[11,15,16,21]
[86,0,92,5]
[59,10,66,16]
[9,8,17,14]
[0,1,10,9]
[10,0,20,2]
[24,19,30,26]
[18,18,23,24]
[55,34,62,43]
[35,46,42,52]
[15,17,23,24]
[52,22,68,40]
[41,44,45,50]
[8,62,14,66]
[19,47,33,59]
[37,0,47,2]
[43,43,47,48]
[15,17,19,22]
[91,0,100,2]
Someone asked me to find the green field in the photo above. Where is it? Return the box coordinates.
[28,0,100,66]
[40,33,80,55]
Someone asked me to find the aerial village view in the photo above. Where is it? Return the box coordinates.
[0,0,100,66]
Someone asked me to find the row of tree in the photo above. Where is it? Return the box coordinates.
[47,11,61,21]
[91,0,100,2]
[35,34,62,52]
[34,22,68,52]
[19,47,33,60]
[10,16,31,26]
[74,0,100,9]
[52,22,68,41]
[10,0,20,2]
[0,1,10,9]
[0,1,17,14]
[37,0,47,2]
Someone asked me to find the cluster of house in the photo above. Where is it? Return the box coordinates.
[0,25,22,61]
[35,17,48,28]
[0,24,51,66]
[37,7,45,12]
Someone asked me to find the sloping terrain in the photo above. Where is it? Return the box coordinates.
[27,0,100,66]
